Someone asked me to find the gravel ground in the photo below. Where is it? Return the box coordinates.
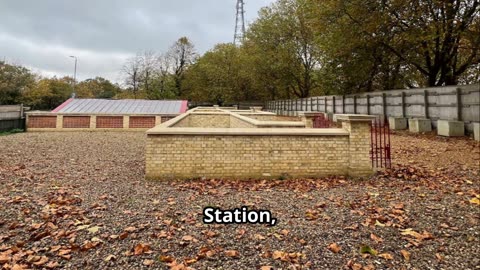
[0,132,479,270]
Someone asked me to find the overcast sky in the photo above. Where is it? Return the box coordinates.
[0,0,274,83]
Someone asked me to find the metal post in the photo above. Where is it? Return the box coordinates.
[69,56,77,98]
[382,93,387,118]
[401,92,406,118]
[366,95,370,115]
[456,88,462,121]
[424,90,429,119]
[324,97,327,113]
[342,95,346,113]
[353,95,357,114]
[332,96,336,114]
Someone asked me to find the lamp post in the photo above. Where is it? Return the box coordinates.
[69,56,77,98]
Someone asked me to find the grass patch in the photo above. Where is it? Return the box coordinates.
[0,129,24,136]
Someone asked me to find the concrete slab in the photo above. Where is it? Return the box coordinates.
[473,123,480,141]
[409,118,432,133]
[389,117,408,130]
[437,120,465,137]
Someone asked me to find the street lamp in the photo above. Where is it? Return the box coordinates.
[69,56,77,98]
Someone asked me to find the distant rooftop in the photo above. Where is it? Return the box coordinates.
[52,99,188,115]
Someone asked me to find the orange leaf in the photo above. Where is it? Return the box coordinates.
[378,253,393,260]
[400,250,410,261]
[225,250,239,258]
[328,243,341,253]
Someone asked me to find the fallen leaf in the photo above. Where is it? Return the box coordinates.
[33,256,49,266]
[400,250,410,261]
[104,255,116,262]
[328,243,341,253]
[378,253,393,260]
[159,255,174,263]
[134,243,151,255]
[0,254,10,264]
[225,250,239,258]
[469,196,480,205]
[87,226,100,234]
[182,235,194,241]
[143,259,155,266]
[359,245,378,256]
[261,266,273,270]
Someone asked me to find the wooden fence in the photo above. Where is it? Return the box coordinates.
[265,84,480,131]
[0,104,27,132]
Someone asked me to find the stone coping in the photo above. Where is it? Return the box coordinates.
[146,127,349,136]
[26,112,178,117]
[335,114,377,122]
[229,112,305,127]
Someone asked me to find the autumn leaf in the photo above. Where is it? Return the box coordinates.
[272,250,285,260]
[261,266,274,270]
[104,255,116,262]
[159,255,175,263]
[182,235,194,241]
[134,243,151,255]
[0,253,10,264]
[327,243,341,253]
[124,226,136,232]
[87,226,100,234]
[143,259,155,266]
[400,250,410,261]
[378,253,393,260]
[225,250,239,258]
[33,256,49,266]
[469,195,480,205]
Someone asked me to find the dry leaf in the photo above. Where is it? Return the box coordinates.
[328,243,341,253]
[143,259,154,266]
[378,253,393,260]
[225,250,239,258]
[400,250,410,261]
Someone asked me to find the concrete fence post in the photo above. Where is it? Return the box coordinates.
[424,90,429,119]
[456,88,462,121]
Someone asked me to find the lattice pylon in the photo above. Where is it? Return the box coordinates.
[234,0,246,45]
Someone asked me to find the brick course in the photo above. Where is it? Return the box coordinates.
[63,116,90,128]
[129,116,156,128]
[28,116,57,128]
[96,116,123,129]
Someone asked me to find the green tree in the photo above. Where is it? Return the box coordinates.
[76,77,121,99]
[0,61,35,105]
[23,77,72,110]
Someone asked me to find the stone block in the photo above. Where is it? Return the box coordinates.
[437,120,465,137]
[389,117,407,130]
[408,118,431,133]
[473,123,480,141]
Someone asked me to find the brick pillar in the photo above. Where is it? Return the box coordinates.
[123,116,129,129]
[338,115,376,177]
[298,112,318,128]
[155,116,162,126]
[56,115,63,129]
[90,115,96,129]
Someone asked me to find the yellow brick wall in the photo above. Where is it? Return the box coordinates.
[145,134,350,180]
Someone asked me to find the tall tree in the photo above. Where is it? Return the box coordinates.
[167,37,197,97]
[122,54,142,98]
[0,61,35,105]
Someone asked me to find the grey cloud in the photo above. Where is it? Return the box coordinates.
[0,0,274,82]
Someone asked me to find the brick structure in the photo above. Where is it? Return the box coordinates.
[96,116,123,129]
[63,116,90,128]
[129,116,156,128]
[27,116,57,128]
[145,108,375,179]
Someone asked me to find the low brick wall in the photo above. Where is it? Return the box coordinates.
[26,113,171,131]
[146,113,375,180]
[63,116,90,128]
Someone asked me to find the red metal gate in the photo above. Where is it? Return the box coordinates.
[312,114,333,128]
[370,118,392,168]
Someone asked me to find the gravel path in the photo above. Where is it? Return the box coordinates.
[0,132,478,270]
